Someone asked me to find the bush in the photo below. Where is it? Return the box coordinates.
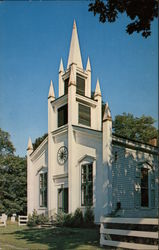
[54,208,94,228]
[36,213,49,225]
[63,213,73,227]
[54,211,73,227]
[54,208,83,228]
[84,207,94,227]
[27,209,49,227]
[72,208,83,227]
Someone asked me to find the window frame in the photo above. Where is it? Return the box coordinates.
[64,78,69,95]
[76,74,85,96]
[39,171,47,208]
[81,163,93,206]
[57,104,68,128]
[141,167,149,207]
[135,163,155,209]
[78,103,91,127]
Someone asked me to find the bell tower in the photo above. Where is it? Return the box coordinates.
[47,20,103,215]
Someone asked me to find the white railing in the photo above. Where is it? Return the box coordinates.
[100,217,158,250]
[18,215,28,226]
[0,216,6,227]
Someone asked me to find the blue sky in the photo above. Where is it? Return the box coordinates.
[0,2,158,157]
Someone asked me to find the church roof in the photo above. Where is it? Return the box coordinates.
[67,20,83,69]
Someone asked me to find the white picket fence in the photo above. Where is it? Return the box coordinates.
[100,217,158,250]
[18,215,28,226]
[0,214,7,227]
[0,216,6,227]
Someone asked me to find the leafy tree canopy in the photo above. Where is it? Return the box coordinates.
[0,128,27,216]
[33,133,48,151]
[113,113,158,144]
[89,0,158,38]
[0,128,15,156]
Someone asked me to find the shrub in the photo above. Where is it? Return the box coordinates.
[54,208,84,228]
[27,209,49,227]
[63,213,73,227]
[72,208,83,227]
[36,213,49,225]
[54,211,74,227]
[84,207,94,227]
[54,208,94,228]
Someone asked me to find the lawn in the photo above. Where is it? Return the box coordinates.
[0,222,102,250]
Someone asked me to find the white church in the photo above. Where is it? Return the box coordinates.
[27,21,158,223]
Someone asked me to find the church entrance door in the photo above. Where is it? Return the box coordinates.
[58,188,68,213]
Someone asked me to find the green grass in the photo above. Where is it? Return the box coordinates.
[0,222,102,250]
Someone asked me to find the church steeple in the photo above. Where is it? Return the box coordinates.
[67,20,83,69]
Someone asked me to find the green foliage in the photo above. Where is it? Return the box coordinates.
[54,211,74,227]
[0,155,27,216]
[72,208,84,227]
[113,113,158,144]
[89,0,158,38]
[0,128,27,216]
[54,208,94,228]
[0,128,15,156]
[84,207,94,226]
[27,210,49,227]
[33,133,48,151]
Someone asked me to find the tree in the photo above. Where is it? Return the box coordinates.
[33,133,48,151]
[0,128,15,156]
[0,128,27,216]
[113,113,158,143]
[88,0,158,38]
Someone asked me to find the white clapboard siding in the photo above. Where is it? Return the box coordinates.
[100,239,158,250]
[18,215,28,226]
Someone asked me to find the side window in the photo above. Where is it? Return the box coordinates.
[114,151,118,162]
[79,104,91,127]
[58,104,68,127]
[64,78,69,95]
[150,169,155,207]
[134,166,141,208]
[39,172,47,207]
[141,167,149,207]
[76,74,85,96]
[134,164,155,208]
[81,163,93,206]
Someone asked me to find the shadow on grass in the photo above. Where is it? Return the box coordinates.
[9,226,101,249]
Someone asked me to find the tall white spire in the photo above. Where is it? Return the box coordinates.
[59,58,64,73]
[67,20,83,69]
[103,102,112,121]
[48,80,55,99]
[27,137,33,151]
[94,78,101,97]
[86,57,91,71]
